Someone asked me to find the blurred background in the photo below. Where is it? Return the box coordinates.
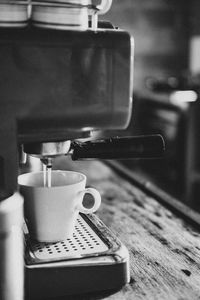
[98,0,200,211]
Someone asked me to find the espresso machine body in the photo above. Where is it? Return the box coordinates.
[0,26,133,199]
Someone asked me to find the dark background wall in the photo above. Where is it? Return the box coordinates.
[101,0,190,92]
[190,0,200,35]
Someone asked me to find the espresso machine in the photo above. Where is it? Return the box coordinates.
[0,1,164,299]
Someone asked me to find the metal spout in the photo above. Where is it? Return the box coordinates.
[23,141,71,159]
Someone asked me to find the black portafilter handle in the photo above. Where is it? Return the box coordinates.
[71,134,165,160]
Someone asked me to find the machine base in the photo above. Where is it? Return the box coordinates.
[24,214,130,299]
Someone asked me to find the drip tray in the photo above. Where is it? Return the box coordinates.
[25,214,130,300]
[29,216,109,261]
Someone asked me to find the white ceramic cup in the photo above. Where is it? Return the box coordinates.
[31,0,112,30]
[18,170,101,242]
[89,0,112,15]
[0,2,29,27]
[31,1,89,30]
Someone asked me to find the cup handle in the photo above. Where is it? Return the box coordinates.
[90,0,112,15]
[77,188,101,214]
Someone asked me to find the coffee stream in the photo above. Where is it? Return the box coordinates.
[42,160,52,187]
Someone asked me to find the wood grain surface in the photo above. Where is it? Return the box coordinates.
[53,158,200,300]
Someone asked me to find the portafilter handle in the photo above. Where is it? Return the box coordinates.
[71,134,165,160]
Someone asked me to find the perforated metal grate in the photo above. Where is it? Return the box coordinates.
[29,215,109,261]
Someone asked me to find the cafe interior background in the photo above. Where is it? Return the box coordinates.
[26,0,200,212]
[2,1,200,299]
[93,0,200,212]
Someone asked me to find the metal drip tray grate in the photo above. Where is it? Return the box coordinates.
[28,215,109,261]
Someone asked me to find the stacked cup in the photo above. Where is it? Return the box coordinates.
[31,0,112,30]
[0,0,29,27]
[31,0,89,30]
[0,0,112,30]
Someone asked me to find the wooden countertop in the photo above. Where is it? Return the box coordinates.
[52,158,200,299]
